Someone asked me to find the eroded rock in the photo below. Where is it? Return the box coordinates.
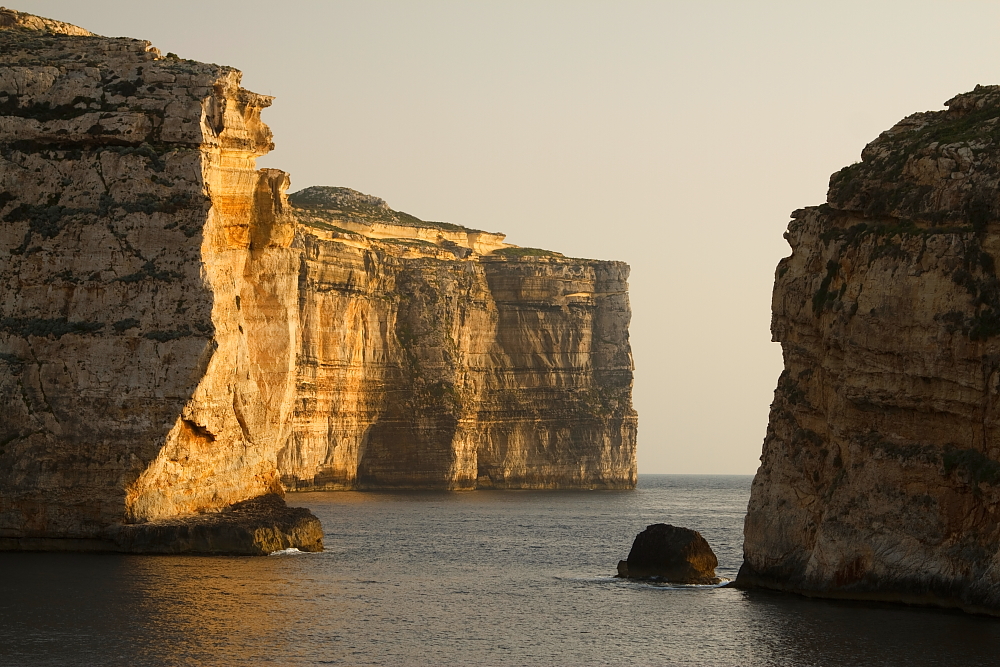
[110,494,323,555]
[618,523,720,584]
[0,9,637,553]
[0,9,298,546]
[283,191,637,491]
[739,84,1000,615]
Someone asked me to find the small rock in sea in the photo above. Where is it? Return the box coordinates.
[618,523,720,584]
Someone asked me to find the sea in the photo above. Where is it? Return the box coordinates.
[2,474,1000,666]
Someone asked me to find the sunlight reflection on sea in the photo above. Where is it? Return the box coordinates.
[2,475,999,666]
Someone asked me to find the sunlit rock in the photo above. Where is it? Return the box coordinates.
[0,8,636,553]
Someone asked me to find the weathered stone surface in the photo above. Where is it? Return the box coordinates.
[0,11,305,550]
[110,494,323,555]
[0,494,322,554]
[619,523,720,583]
[0,6,92,35]
[282,188,637,490]
[0,10,636,551]
[740,85,1000,614]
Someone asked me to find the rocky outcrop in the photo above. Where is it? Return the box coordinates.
[0,10,636,551]
[739,85,1000,614]
[0,10,311,550]
[618,523,720,583]
[0,6,92,35]
[282,187,637,490]
[110,494,323,555]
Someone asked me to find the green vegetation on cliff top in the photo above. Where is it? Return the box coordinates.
[826,85,1000,225]
[289,186,487,235]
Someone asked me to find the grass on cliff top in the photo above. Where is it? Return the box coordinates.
[287,186,492,235]
[293,203,483,234]
[825,101,1000,222]
[914,105,1000,147]
[493,246,564,258]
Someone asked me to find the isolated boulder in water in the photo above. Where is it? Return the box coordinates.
[619,523,720,584]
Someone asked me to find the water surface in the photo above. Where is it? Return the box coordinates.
[2,475,999,665]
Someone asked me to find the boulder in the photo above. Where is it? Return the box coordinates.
[618,523,720,584]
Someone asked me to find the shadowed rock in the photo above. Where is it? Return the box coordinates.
[108,495,323,555]
[618,523,720,584]
[739,85,1000,615]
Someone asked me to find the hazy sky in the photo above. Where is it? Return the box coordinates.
[14,1,1000,473]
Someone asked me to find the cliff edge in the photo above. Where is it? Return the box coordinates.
[0,9,636,551]
[739,85,1000,614]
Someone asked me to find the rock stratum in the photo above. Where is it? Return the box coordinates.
[0,9,636,551]
[739,85,1000,614]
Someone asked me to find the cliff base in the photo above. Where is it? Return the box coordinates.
[734,564,1000,617]
[110,495,323,555]
[0,495,323,555]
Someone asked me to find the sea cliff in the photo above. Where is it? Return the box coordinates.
[739,85,1000,613]
[282,187,636,491]
[0,9,636,551]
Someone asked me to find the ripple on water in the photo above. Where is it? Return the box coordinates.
[3,475,1000,666]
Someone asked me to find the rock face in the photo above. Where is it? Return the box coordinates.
[0,10,636,551]
[282,187,637,491]
[740,85,1000,613]
[618,524,720,583]
[0,8,309,551]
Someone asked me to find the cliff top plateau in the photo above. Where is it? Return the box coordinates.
[0,8,637,553]
[738,84,1000,615]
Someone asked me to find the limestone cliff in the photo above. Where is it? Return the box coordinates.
[282,187,637,490]
[740,85,1000,613]
[0,10,636,550]
[0,9,309,550]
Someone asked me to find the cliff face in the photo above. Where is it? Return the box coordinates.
[0,10,303,546]
[281,188,636,490]
[0,11,636,549]
[740,85,1000,613]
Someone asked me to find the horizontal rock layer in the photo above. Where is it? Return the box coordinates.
[740,85,1000,614]
[0,11,636,550]
[283,202,636,490]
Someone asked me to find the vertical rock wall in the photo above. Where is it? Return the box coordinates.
[279,214,637,491]
[0,14,299,541]
[475,258,636,488]
[740,85,1000,614]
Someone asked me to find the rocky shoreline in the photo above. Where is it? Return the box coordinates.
[0,495,323,555]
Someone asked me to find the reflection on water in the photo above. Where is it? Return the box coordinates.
[2,475,999,666]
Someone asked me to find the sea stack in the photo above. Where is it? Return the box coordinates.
[739,85,1000,614]
[618,523,720,584]
[0,9,636,553]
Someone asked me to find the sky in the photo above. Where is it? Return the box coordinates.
[14,1,1000,473]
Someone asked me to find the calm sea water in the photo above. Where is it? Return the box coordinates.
[2,474,1000,666]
